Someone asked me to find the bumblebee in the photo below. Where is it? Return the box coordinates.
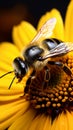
[0,18,73,89]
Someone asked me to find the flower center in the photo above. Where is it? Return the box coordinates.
[24,52,73,119]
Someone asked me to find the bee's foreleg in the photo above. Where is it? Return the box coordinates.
[24,70,36,94]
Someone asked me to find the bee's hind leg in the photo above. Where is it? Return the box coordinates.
[48,61,72,76]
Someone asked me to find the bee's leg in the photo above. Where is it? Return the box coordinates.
[42,66,50,89]
[24,76,32,94]
[48,61,72,76]
[17,77,22,83]
[24,70,36,94]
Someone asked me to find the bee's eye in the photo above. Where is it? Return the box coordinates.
[24,46,44,64]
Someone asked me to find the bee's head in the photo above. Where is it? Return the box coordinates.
[0,57,28,89]
[13,57,28,79]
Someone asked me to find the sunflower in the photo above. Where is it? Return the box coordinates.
[0,1,73,130]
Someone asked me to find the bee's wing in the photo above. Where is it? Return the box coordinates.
[31,18,56,43]
[40,42,73,60]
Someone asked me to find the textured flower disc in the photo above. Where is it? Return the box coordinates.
[24,51,73,120]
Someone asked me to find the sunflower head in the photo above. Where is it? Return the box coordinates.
[24,51,73,120]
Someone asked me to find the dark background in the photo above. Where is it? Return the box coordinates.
[0,0,70,42]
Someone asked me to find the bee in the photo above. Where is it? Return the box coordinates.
[0,18,73,89]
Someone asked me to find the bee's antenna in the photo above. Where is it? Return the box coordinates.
[8,75,16,89]
[0,70,16,89]
[0,70,14,78]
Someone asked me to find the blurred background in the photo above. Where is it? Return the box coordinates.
[0,0,70,42]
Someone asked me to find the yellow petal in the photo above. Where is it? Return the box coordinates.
[65,0,73,42]
[0,100,29,119]
[36,115,51,130]
[28,114,51,130]
[0,61,12,71]
[43,116,51,130]
[66,111,73,130]
[0,42,20,65]
[12,26,24,51]
[51,112,68,130]
[0,88,24,101]
[37,9,64,41]
[29,115,42,130]
[0,99,27,121]
[12,21,37,51]
[0,101,29,130]
[8,109,36,130]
